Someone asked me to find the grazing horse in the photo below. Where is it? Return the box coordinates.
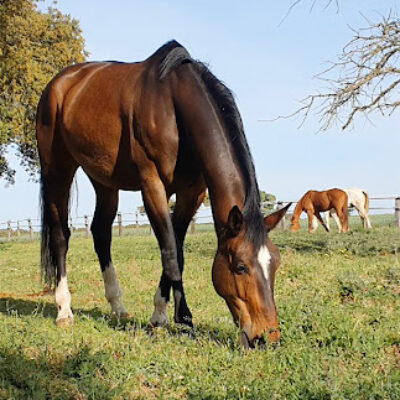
[290,189,348,233]
[36,40,289,348]
[325,188,372,230]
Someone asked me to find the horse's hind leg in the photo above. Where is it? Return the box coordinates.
[331,211,342,231]
[354,205,371,229]
[335,203,349,233]
[364,214,372,229]
[40,160,77,326]
[90,180,128,318]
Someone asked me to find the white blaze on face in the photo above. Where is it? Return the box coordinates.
[257,245,271,284]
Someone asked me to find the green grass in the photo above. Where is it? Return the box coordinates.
[0,224,399,399]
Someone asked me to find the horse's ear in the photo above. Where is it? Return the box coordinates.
[264,203,292,232]
[227,206,244,237]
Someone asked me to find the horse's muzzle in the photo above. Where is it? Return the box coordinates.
[239,329,280,350]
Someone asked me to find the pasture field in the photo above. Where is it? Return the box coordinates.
[0,219,399,399]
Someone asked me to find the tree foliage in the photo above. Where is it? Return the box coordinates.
[260,190,276,214]
[0,0,87,183]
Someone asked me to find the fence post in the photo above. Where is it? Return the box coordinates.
[16,220,20,237]
[118,212,122,237]
[395,197,400,228]
[7,221,11,241]
[135,211,139,231]
[68,216,73,237]
[84,215,90,238]
[28,219,33,241]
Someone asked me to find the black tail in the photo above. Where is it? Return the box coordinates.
[40,178,56,288]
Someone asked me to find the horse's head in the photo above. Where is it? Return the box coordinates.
[212,204,290,349]
[290,215,300,232]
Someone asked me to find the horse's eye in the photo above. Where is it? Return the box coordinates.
[234,263,248,275]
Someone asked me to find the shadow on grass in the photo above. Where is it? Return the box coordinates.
[0,297,237,349]
[0,344,116,399]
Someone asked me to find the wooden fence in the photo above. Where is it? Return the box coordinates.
[1,196,399,242]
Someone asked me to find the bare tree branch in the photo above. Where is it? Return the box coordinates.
[279,0,339,26]
[273,14,400,130]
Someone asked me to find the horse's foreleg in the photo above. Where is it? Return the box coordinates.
[325,211,330,231]
[306,210,315,233]
[90,181,128,318]
[141,178,192,328]
[315,212,330,232]
[311,215,319,232]
[171,184,206,324]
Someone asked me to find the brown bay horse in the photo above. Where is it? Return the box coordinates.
[290,189,348,233]
[36,40,289,348]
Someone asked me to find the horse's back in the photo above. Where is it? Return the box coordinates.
[303,189,347,210]
[343,188,363,204]
[37,61,143,134]
[326,188,347,206]
[36,53,189,191]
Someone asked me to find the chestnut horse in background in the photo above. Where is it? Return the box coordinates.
[290,189,348,233]
[36,40,289,349]
[326,188,372,230]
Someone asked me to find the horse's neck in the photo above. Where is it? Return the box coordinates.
[197,134,246,232]
[292,200,304,221]
[173,70,246,232]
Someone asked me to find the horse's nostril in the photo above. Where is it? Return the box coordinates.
[270,338,280,349]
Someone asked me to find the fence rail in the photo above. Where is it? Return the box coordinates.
[1,196,399,241]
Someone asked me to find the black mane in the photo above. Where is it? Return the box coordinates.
[156,41,267,248]
[158,41,192,79]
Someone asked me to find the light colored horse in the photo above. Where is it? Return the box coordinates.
[325,188,372,230]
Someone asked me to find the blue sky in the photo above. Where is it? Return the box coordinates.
[1,0,399,224]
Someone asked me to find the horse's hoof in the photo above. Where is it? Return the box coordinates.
[56,317,73,328]
[147,319,168,329]
[146,321,156,330]
[174,315,193,328]
[111,311,131,320]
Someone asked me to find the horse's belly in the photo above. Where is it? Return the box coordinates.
[60,121,141,190]
[81,163,141,191]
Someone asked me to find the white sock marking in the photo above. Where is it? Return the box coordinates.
[150,287,168,326]
[258,246,271,284]
[102,263,127,316]
[55,276,73,321]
